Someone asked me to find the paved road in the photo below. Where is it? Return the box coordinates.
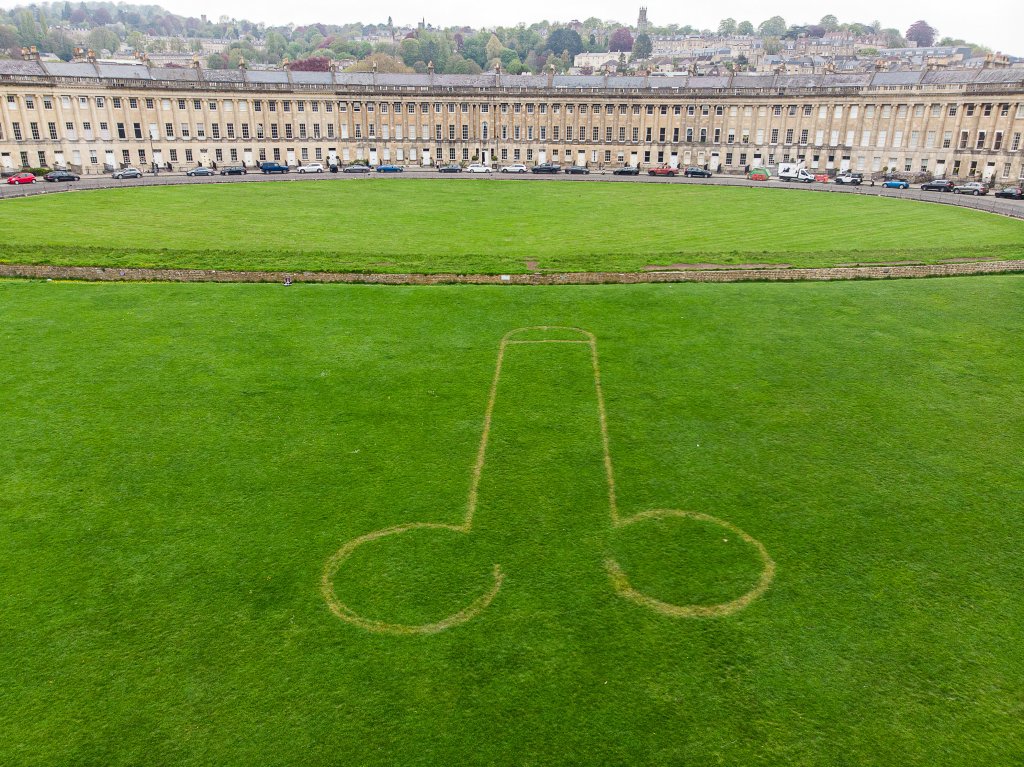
[3,167,1023,219]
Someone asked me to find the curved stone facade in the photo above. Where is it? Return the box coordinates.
[1,60,1023,182]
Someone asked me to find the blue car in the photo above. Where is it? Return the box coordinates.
[375,164,404,173]
[882,179,909,189]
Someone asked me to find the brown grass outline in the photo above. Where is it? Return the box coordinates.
[321,326,774,634]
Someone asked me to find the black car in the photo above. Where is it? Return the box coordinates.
[342,164,372,174]
[531,163,561,174]
[437,164,463,173]
[683,166,712,178]
[260,162,289,174]
[921,179,955,192]
[220,166,247,175]
[564,165,590,174]
[187,166,216,176]
[44,170,80,182]
[612,166,639,175]
[995,185,1023,200]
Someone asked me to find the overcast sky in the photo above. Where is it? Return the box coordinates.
[21,0,1024,57]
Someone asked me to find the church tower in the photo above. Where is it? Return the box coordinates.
[637,7,649,34]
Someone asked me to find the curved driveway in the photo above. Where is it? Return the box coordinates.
[3,167,1024,220]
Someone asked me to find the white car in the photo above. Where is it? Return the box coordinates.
[297,163,325,173]
[466,164,493,173]
[500,164,528,173]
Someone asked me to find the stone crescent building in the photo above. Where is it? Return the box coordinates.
[1,58,1022,183]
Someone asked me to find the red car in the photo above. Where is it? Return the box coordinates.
[6,172,37,185]
[647,164,678,177]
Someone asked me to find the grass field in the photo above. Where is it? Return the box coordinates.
[2,276,1023,765]
[2,179,1022,273]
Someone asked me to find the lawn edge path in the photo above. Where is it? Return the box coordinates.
[2,260,1023,285]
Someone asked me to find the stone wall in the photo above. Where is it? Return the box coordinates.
[2,260,1022,285]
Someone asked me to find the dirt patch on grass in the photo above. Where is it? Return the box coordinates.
[525,260,539,270]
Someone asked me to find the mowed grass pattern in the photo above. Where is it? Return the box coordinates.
[2,277,1023,765]
[2,179,1022,272]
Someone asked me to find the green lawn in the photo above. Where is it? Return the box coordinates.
[2,277,1023,765]
[2,179,1022,273]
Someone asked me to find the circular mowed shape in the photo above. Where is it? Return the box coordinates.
[1,179,1021,274]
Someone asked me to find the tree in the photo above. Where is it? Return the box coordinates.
[758,16,786,37]
[608,27,633,52]
[0,24,19,55]
[631,33,652,61]
[546,27,582,58]
[499,48,523,72]
[449,55,482,74]
[819,15,838,32]
[882,28,906,48]
[485,33,503,62]
[398,37,422,66]
[737,20,754,35]
[416,30,452,72]
[718,18,736,35]
[461,32,489,67]
[347,52,412,73]
[905,20,937,48]
[288,56,331,71]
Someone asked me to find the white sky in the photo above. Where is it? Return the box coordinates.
[16,0,1024,57]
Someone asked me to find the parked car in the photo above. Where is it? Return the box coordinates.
[648,164,678,176]
[220,166,247,175]
[683,166,712,178]
[6,172,37,185]
[500,164,528,173]
[531,163,561,174]
[43,170,80,182]
[375,164,404,173]
[260,162,289,174]
[953,181,988,196]
[882,179,910,189]
[297,163,324,173]
[112,167,143,179]
[342,164,371,173]
[834,172,863,185]
[564,165,590,174]
[186,166,215,176]
[994,185,1023,200]
[465,163,493,173]
[437,163,463,173]
[921,179,955,192]
[612,166,640,175]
